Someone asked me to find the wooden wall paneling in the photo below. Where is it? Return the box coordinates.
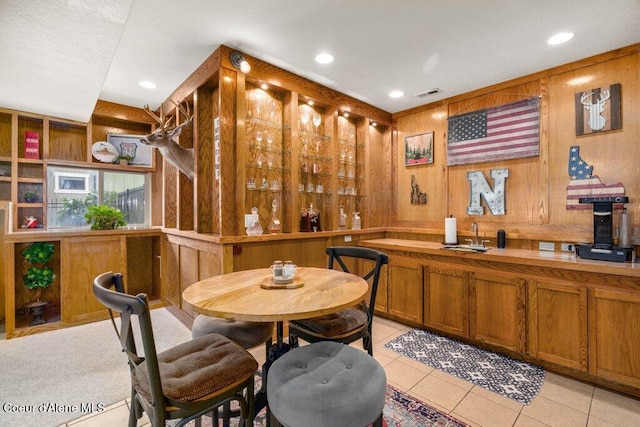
[163,238,181,306]
[323,105,338,231]
[231,238,329,272]
[395,105,449,226]
[446,81,544,231]
[282,91,296,233]
[357,119,369,227]
[219,67,238,236]
[164,162,178,228]
[2,236,15,334]
[366,124,392,228]
[179,245,198,316]
[194,79,217,233]
[60,235,126,323]
[48,119,87,162]
[547,53,640,229]
[126,236,158,298]
[151,149,164,226]
[198,248,223,281]
[172,100,194,230]
[218,46,392,127]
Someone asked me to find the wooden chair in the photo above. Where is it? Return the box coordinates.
[288,246,389,355]
[93,272,257,427]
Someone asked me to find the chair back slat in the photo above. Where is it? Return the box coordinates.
[325,246,389,318]
[93,271,165,422]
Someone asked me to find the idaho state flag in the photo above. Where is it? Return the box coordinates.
[575,83,621,135]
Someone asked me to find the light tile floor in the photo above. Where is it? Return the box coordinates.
[62,316,640,427]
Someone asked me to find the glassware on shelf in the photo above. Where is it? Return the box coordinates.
[270,180,280,191]
[300,110,310,130]
[247,177,256,190]
[255,153,265,168]
[246,207,263,235]
[347,149,354,161]
[351,212,361,230]
[261,176,268,190]
[338,205,347,230]
[266,133,273,149]
[255,131,263,147]
[306,182,314,193]
[267,154,274,168]
[338,167,345,178]
[268,200,281,234]
[300,207,311,232]
[312,114,321,133]
[340,149,346,162]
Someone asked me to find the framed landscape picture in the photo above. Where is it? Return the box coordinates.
[405,132,433,166]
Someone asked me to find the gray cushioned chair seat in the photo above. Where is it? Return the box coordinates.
[267,341,386,427]
[132,333,258,402]
[191,315,274,349]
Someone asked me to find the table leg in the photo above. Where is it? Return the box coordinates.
[254,321,292,422]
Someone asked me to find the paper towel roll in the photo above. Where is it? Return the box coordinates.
[445,217,457,244]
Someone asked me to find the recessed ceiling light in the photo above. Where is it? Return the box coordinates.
[315,53,334,64]
[139,81,156,89]
[260,83,269,90]
[389,91,404,98]
[547,32,574,45]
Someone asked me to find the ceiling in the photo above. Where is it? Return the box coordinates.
[1,0,639,123]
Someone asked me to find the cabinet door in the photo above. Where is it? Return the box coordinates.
[387,256,422,324]
[589,288,640,388]
[424,264,468,338]
[471,272,526,352]
[528,279,587,371]
[60,235,126,323]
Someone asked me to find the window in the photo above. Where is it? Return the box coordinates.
[47,166,149,228]
[53,172,90,194]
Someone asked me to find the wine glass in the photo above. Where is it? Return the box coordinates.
[312,114,321,133]
[266,133,274,149]
[255,131,263,148]
[300,110,310,130]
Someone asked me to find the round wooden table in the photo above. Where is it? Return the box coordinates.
[182,267,369,345]
[183,266,369,420]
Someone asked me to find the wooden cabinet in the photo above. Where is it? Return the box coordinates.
[387,255,423,323]
[528,279,587,371]
[470,272,526,352]
[589,288,640,388]
[424,264,469,338]
[361,257,388,314]
[60,235,127,323]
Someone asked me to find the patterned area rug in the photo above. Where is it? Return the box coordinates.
[385,329,545,405]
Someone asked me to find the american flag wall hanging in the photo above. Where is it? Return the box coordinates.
[447,97,540,166]
[565,145,625,210]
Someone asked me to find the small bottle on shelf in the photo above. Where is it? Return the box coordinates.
[351,212,361,230]
[338,205,347,230]
[268,200,281,234]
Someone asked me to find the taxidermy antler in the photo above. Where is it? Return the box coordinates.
[141,100,195,180]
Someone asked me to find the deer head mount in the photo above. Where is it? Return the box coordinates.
[141,100,195,180]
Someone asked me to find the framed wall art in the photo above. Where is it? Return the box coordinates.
[107,134,154,167]
[405,132,433,166]
[575,83,621,135]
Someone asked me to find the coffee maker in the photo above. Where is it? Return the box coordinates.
[576,196,634,262]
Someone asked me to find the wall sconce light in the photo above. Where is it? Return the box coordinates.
[230,51,251,73]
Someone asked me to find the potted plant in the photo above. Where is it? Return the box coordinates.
[24,191,38,203]
[21,241,56,325]
[114,154,135,166]
[85,204,127,230]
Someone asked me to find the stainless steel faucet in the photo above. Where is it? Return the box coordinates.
[466,222,489,248]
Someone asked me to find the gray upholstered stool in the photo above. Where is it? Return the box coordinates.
[191,315,274,350]
[267,341,386,427]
